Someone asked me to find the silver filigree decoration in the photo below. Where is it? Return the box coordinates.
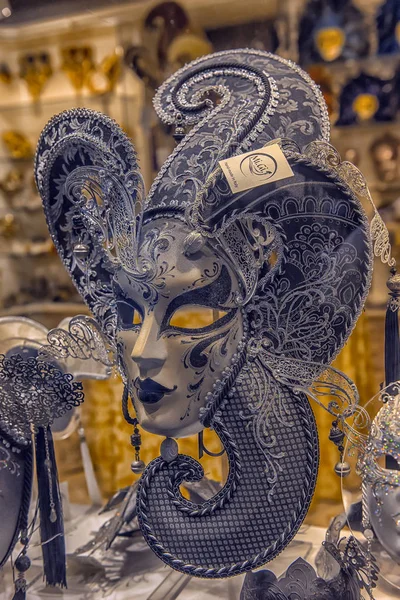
[65,164,145,274]
[357,385,400,515]
[304,140,396,268]
[40,315,115,367]
[275,354,370,447]
[0,353,84,441]
[189,188,281,305]
[241,340,370,476]
[0,442,20,475]
[237,351,288,502]
[122,222,177,310]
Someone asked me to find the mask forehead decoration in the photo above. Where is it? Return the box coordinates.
[360,385,400,494]
[35,49,381,578]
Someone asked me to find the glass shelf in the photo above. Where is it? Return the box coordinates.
[331,120,400,134]
[300,53,400,75]
[0,92,138,115]
[0,157,33,165]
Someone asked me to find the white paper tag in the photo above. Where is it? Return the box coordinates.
[219,143,294,194]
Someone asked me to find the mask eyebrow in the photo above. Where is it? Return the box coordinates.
[161,265,233,330]
[112,279,130,301]
[113,280,144,313]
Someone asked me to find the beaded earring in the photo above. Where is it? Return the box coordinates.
[122,385,145,474]
[329,418,351,478]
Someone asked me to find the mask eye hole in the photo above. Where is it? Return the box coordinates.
[384,454,400,471]
[116,300,143,330]
[169,305,227,330]
[133,311,142,325]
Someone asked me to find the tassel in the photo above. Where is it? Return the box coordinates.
[12,445,33,600]
[384,268,400,469]
[385,268,400,385]
[35,426,67,588]
[12,576,26,600]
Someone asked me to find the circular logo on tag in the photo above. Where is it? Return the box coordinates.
[240,152,277,181]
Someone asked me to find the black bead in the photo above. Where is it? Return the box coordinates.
[173,132,185,142]
[15,554,31,572]
[329,426,345,446]
[130,433,141,447]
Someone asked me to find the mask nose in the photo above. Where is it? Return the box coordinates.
[130,313,167,376]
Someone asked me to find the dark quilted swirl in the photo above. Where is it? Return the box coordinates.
[137,372,319,577]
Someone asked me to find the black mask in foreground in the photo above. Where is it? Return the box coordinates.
[34,50,390,578]
[0,346,84,595]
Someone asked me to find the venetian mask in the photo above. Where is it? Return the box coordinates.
[359,385,400,562]
[35,49,381,578]
[314,26,345,62]
[370,133,400,184]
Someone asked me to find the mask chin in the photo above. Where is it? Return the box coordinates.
[137,405,205,438]
[366,483,400,561]
[130,344,244,439]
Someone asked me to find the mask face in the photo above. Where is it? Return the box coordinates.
[361,395,400,560]
[114,217,243,438]
[366,484,400,560]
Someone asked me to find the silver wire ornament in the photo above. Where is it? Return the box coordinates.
[0,353,84,442]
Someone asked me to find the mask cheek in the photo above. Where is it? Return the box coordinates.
[191,322,241,409]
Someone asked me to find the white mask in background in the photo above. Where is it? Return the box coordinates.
[358,386,400,561]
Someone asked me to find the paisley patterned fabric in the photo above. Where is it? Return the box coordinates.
[35,110,145,344]
[149,49,330,211]
[35,50,373,578]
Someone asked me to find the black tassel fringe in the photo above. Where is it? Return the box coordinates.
[12,578,26,600]
[385,301,400,385]
[35,427,67,588]
[384,269,400,469]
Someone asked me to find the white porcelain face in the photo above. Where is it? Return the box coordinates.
[362,397,400,561]
[114,217,243,438]
[367,484,400,560]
